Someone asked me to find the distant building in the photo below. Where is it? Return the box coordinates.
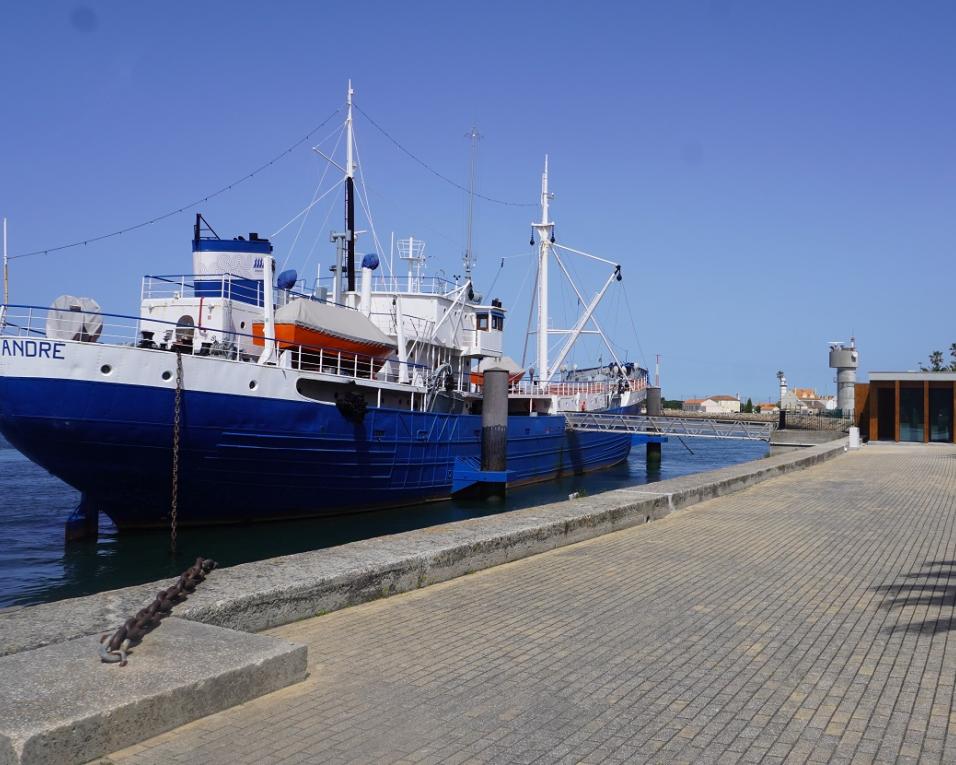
[780,386,826,413]
[682,395,741,414]
[755,402,780,413]
[778,372,826,413]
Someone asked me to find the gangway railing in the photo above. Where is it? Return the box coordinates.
[564,412,775,441]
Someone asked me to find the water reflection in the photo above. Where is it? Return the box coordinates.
[0,437,767,607]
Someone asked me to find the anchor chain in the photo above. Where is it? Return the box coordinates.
[99,557,217,666]
[171,351,183,554]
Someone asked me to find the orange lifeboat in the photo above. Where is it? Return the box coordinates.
[252,299,396,359]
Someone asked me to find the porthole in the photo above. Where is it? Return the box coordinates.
[162,371,172,381]
[100,364,112,375]
[249,380,258,390]
[240,321,246,329]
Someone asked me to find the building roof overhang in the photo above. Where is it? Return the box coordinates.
[869,371,956,382]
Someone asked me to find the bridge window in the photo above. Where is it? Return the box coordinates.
[476,313,489,331]
[491,314,504,331]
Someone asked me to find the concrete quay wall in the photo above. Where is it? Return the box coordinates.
[2,437,848,657]
[770,428,847,452]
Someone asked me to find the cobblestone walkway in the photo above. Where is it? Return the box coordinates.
[109,444,956,764]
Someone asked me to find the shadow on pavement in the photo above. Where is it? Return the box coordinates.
[876,560,956,635]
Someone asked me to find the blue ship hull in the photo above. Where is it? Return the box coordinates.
[0,377,633,529]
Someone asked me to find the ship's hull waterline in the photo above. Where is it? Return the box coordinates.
[0,342,634,528]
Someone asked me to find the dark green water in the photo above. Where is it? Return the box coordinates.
[0,435,768,608]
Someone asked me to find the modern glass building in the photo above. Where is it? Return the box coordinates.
[857,373,956,443]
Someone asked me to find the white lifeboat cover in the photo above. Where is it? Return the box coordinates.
[45,295,104,342]
[274,299,396,349]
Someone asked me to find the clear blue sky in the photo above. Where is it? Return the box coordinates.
[2,1,954,403]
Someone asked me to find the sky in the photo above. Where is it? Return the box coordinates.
[1,1,954,403]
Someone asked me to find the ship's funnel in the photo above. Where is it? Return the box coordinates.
[192,225,274,307]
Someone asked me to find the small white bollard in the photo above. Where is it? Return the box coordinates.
[848,426,861,449]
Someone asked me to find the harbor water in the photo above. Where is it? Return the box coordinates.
[0,435,768,608]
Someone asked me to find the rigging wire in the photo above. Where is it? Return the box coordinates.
[271,182,342,242]
[353,102,536,208]
[300,195,340,285]
[277,124,346,268]
[609,287,629,359]
[484,252,529,298]
[485,259,505,297]
[621,281,649,373]
[334,127,464,252]
[352,125,392,278]
[520,253,539,371]
[554,246,570,361]
[11,108,342,260]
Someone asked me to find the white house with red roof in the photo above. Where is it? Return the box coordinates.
[682,395,741,414]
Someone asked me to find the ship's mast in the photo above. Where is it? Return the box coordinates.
[532,156,554,381]
[345,81,356,293]
[463,126,481,280]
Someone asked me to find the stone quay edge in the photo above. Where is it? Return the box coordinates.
[0,618,307,765]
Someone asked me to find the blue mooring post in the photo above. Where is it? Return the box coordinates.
[646,385,663,468]
[480,367,509,498]
[65,497,98,542]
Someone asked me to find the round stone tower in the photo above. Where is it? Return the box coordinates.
[828,338,859,415]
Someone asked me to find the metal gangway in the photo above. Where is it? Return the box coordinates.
[564,412,775,441]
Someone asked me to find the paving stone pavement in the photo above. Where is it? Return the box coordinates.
[107,443,956,765]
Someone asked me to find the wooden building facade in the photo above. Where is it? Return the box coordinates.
[856,372,956,443]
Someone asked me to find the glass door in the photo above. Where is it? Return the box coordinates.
[899,386,924,442]
[930,386,953,442]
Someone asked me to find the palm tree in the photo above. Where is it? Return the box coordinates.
[949,343,956,371]
[930,350,945,371]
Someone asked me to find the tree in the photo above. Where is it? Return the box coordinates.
[919,345,956,372]
[742,397,754,413]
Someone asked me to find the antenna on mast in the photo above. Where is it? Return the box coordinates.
[463,126,481,280]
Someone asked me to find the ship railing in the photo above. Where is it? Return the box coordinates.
[313,274,460,296]
[0,304,164,349]
[142,272,464,310]
[0,303,429,386]
[141,274,345,310]
[278,344,426,386]
[142,273,266,306]
[370,274,460,295]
